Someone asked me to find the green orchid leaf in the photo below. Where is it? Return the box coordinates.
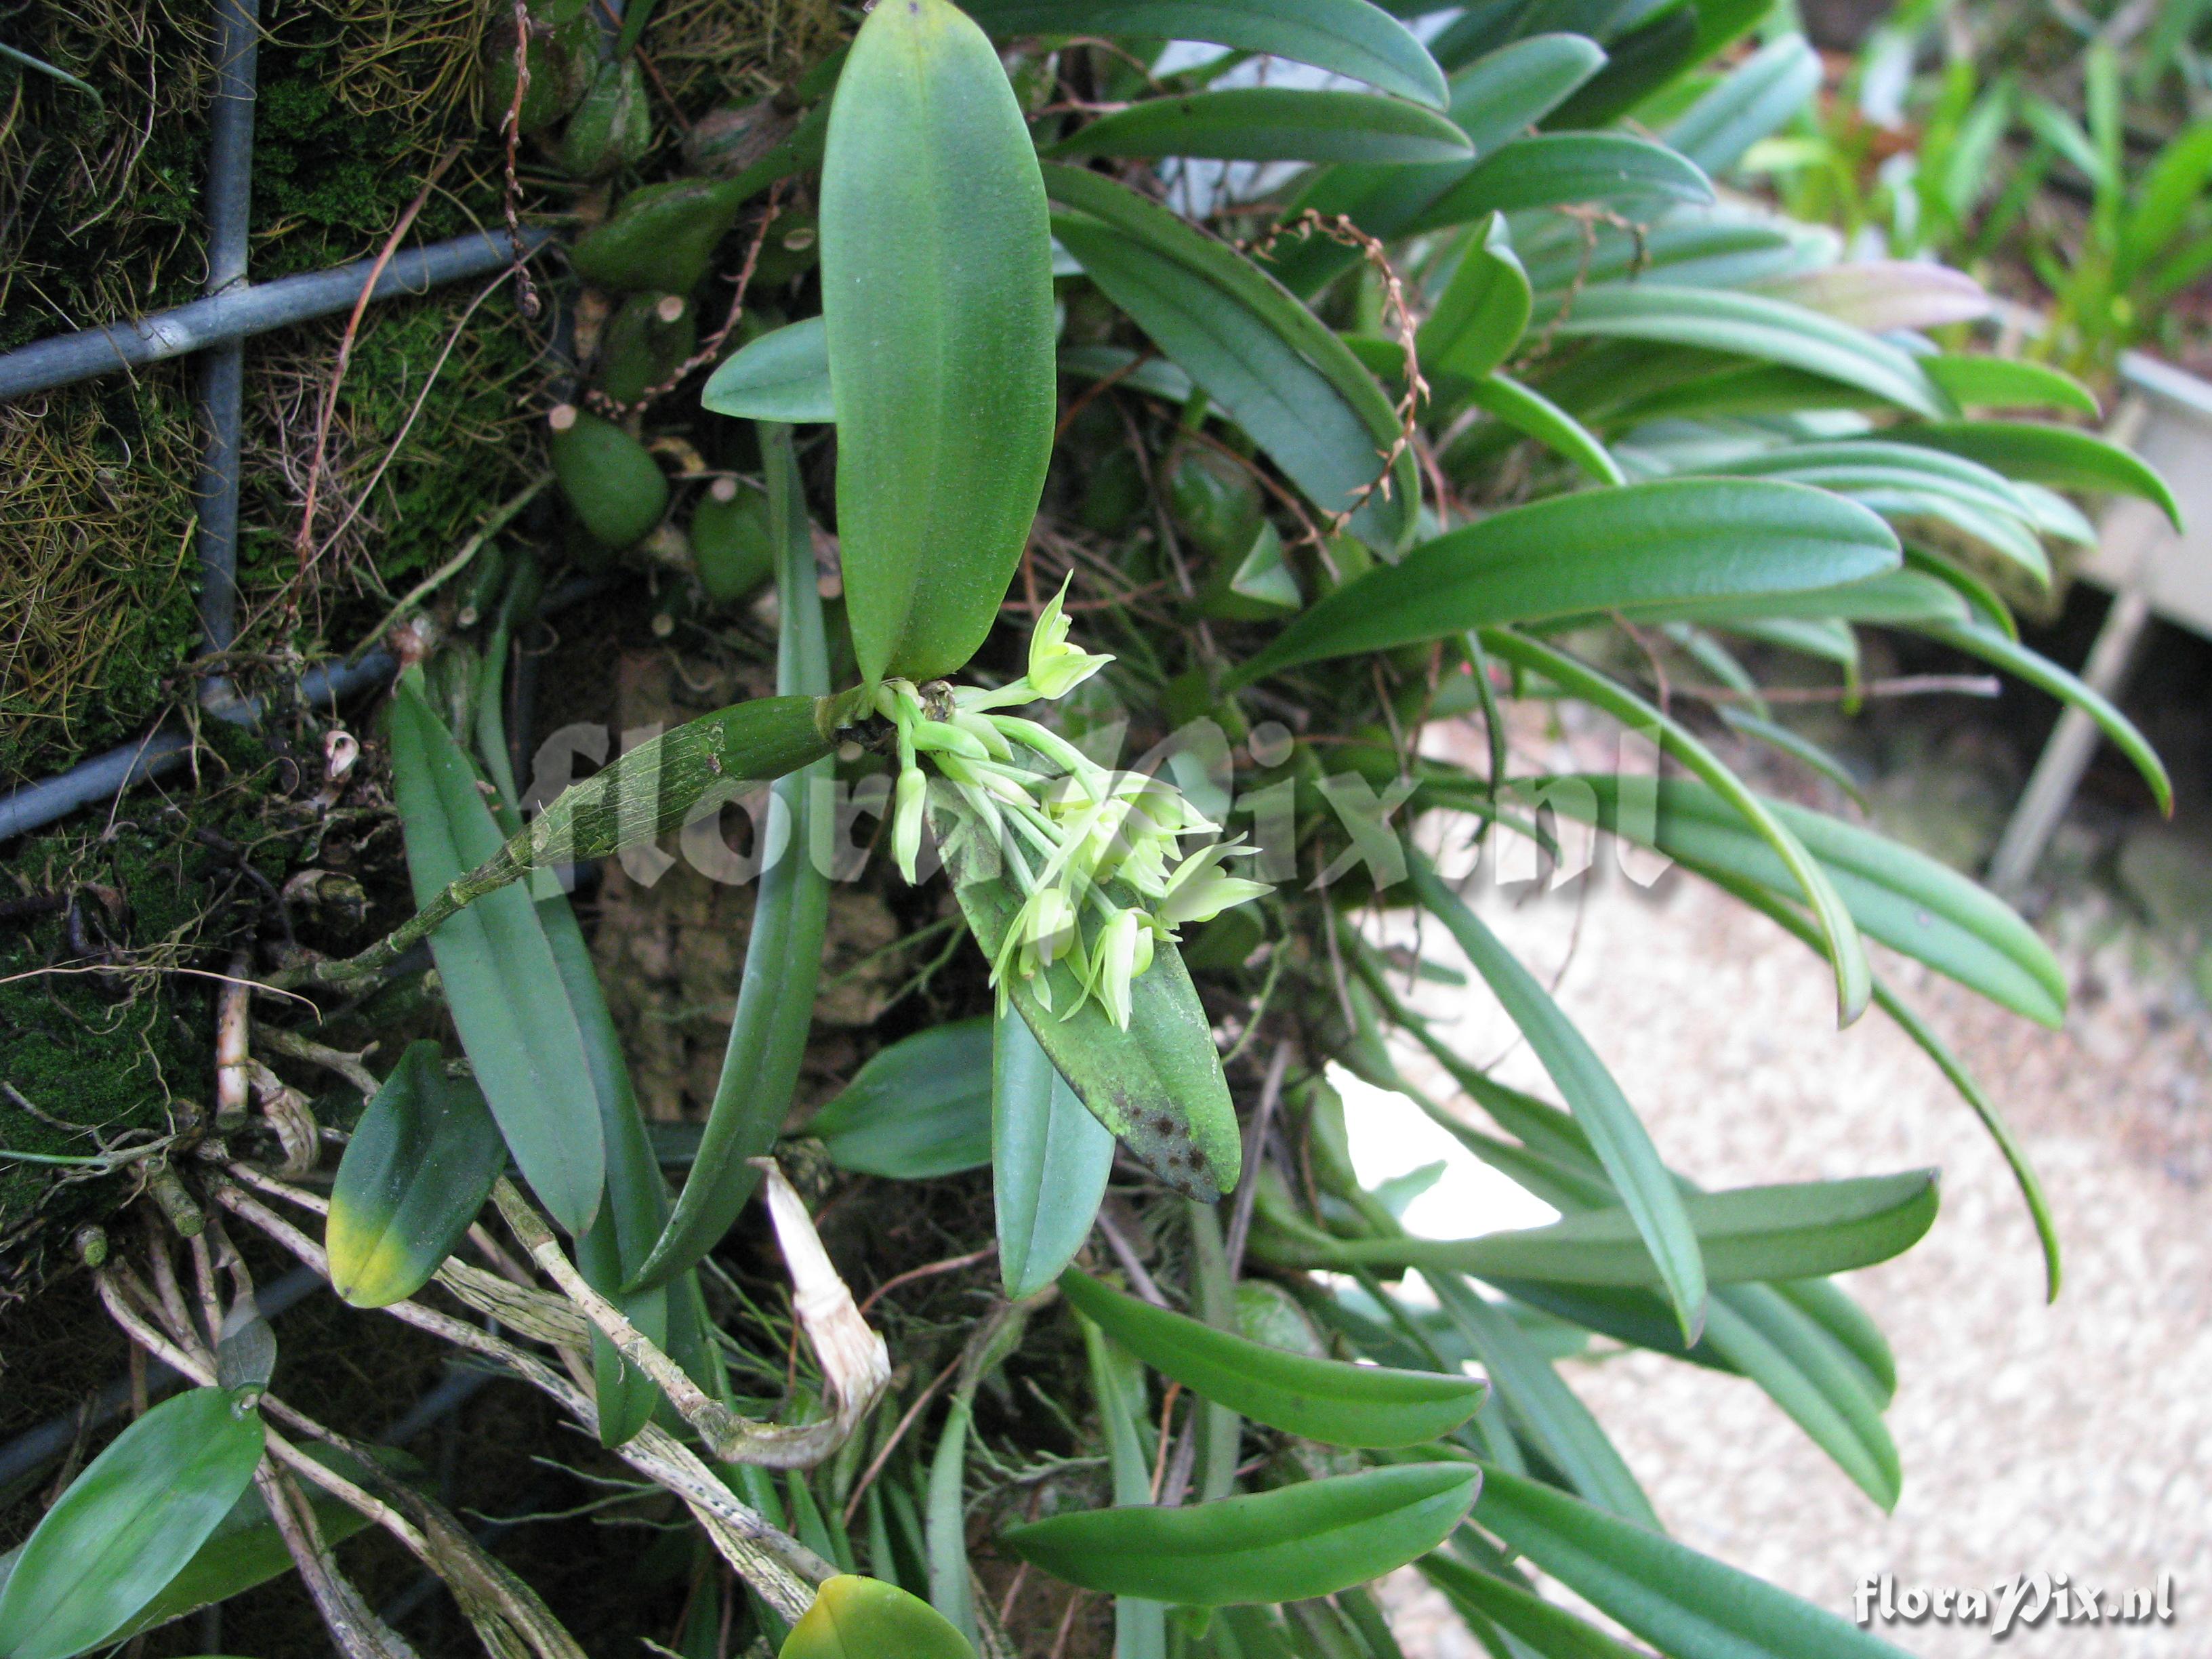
[808,1019,995,1179]
[1533,775,2067,1027]
[779,1574,977,1659]
[1479,628,1874,1024]
[701,316,833,424]
[823,0,1055,682]
[1043,163,1417,552]
[958,0,1448,108]
[1278,1169,1939,1289]
[1663,33,1820,176]
[1416,213,1529,381]
[1889,420,2182,529]
[1000,1464,1481,1606]
[1547,285,1957,419]
[995,1008,1114,1299]
[1263,32,1608,295]
[1059,1267,1488,1448]
[1410,858,1706,1342]
[1225,478,1898,687]
[1473,1464,1915,1657]
[0,1389,266,1659]
[1422,1550,1647,1658]
[113,1444,398,1640]
[389,675,606,1234]
[1052,89,1472,165]
[1919,621,2173,814]
[327,1039,505,1307]
[1459,373,1624,485]
[1919,354,2100,416]
[630,425,834,1292]
[1405,132,1713,235]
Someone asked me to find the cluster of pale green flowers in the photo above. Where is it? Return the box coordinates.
[875,582,1271,1029]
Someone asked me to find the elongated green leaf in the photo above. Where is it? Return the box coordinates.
[630,426,833,1292]
[1044,163,1416,551]
[1418,214,1528,380]
[1534,775,2066,1027]
[1522,211,1826,302]
[327,1039,504,1307]
[995,1008,1113,1299]
[110,1443,390,1641]
[1461,373,1624,485]
[1266,33,1607,296]
[1073,1311,1167,1656]
[1225,478,1898,687]
[1618,569,1971,630]
[1410,859,1706,1340]
[926,1395,977,1643]
[390,676,605,1233]
[1920,354,2100,416]
[823,0,1054,682]
[701,316,833,424]
[1422,1550,1645,1658]
[1406,134,1713,235]
[1361,1015,1905,1504]
[1889,421,2182,529]
[1058,344,1195,405]
[780,1574,977,1659]
[933,795,1240,1198]
[0,1389,266,1659]
[1289,1171,1938,1288]
[1481,628,1873,1023]
[958,0,1448,108]
[1054,89,1471,164]
[1060,1268,1488,1448]
[1474,1464,1914,1658]
[1001,1465,1481,1605]
[808,1019,994,1179]
[1548,285,1954,418]
[1920,622,2173,813]
[1663,33,1820,175]
[535,882,676,1443]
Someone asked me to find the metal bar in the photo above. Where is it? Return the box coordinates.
[0,650,398,843]
[0,228,552,405]
[193,0,262,655]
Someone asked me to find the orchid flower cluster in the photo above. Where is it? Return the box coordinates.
[876,582,1270,1029]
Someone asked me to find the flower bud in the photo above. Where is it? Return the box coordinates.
[892,766,926,886]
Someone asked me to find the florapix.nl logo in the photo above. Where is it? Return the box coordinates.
[1852,1571,2177,1639]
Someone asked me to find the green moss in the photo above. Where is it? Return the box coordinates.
[0,741,306,1277]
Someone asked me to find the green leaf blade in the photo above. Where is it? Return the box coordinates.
[811,1019,996,1179]
[1000,1464,1481,1606]
[390,678,606,1234]
[701,316,834,424]
[823,0,1057,682]
[1227,478,1899,687]
[1411,859,1708,1342]
[956,0,1448,108]
[995,1010,1115,1298]
[1052,89,1472,164]
[0,1389,267,1659]
[327,1040,506,1307]
[1059,1268,1488,1448]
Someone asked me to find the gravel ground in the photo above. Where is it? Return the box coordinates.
[1357,792,2211,1657]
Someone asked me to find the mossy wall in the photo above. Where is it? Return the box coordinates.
[0,0,529,783]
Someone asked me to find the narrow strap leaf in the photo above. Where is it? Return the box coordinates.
[1409,857,1707,1342]
[629,424,833,1290]
[1480,628,1873,1024]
